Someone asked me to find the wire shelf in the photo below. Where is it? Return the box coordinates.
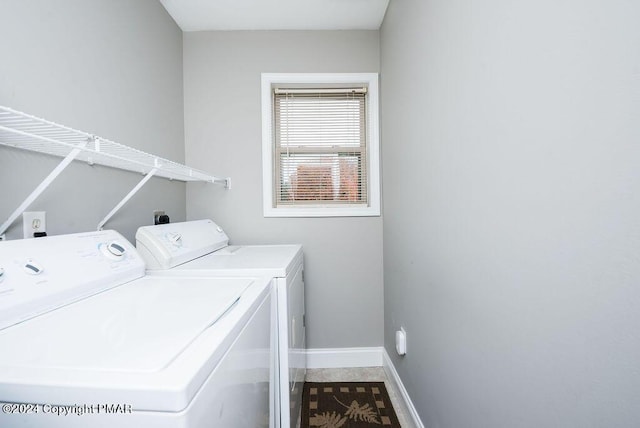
[0,106,226,184]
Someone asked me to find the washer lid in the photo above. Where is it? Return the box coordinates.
[0,276,252,372]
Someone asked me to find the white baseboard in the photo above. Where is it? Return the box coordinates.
[382,349,425,428]
[306,347,384,368]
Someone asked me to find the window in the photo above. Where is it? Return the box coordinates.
[261,73,380,217]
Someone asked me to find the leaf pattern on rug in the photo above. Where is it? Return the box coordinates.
[344,400,381,424]
[311,411,347,428]
[334,395,381,424]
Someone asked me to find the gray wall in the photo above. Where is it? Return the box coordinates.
[184,31,383,348]
[381,0,640,427]
[0,0,186,242]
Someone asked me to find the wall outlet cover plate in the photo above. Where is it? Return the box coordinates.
[23,211,46,239]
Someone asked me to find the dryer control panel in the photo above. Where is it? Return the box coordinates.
[136,219,229,270]
[0,230,144,330]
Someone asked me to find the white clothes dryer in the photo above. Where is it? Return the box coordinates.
[136,219,306,428]
[0,230,274,428]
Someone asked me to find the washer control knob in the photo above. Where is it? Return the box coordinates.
[102,242,126,258]
[168,232,182,244]
[23,260,44,275]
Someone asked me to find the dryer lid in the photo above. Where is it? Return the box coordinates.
[0,276,252,372]
[174,244,304,278]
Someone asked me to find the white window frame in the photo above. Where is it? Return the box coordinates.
[261,73,380,217]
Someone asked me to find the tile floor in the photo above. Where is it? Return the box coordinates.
[304,367,416,428]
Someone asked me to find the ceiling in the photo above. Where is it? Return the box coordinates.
[159,0,390,31]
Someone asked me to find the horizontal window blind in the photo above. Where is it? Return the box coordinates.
[273,88,368,206]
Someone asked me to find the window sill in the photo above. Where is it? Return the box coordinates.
[264,205,380,218]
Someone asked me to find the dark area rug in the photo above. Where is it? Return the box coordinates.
[302,382,401,427]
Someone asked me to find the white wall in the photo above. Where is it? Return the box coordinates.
[184,30,384,348]
[0,0,186,241]
[381,0,640,426]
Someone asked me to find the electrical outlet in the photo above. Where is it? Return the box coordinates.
[23,211,46,239]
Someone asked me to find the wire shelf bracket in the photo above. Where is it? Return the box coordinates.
[0,105,230,235]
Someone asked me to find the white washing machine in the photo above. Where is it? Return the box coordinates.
[135,219,306,428]
[0,230,274,428]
